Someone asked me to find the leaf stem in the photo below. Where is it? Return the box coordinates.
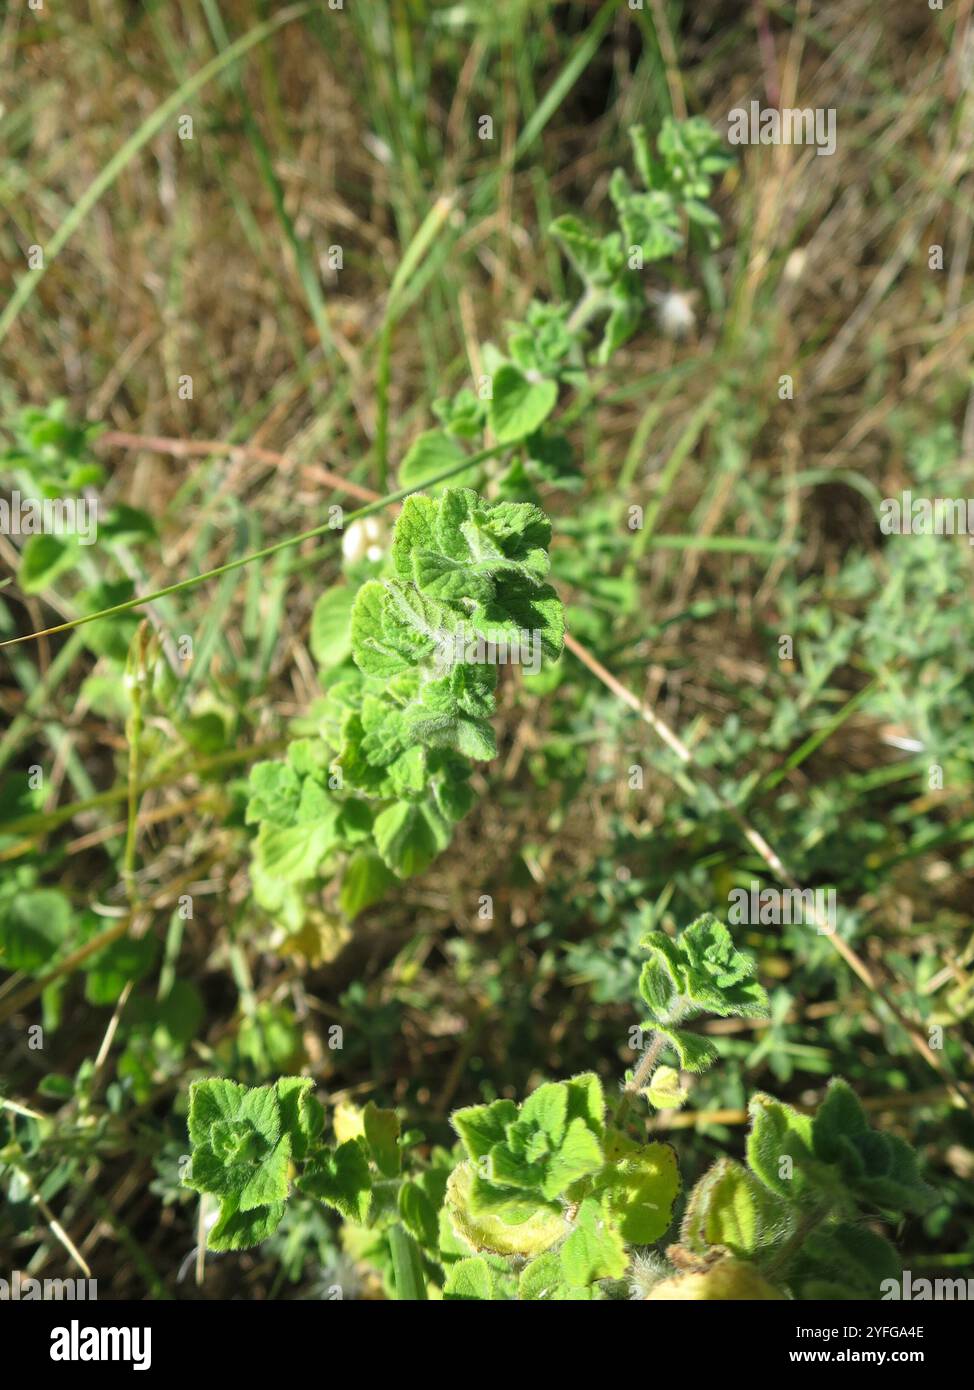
[616,1030,667,1128]
[566,285,607,336]
[628,1030,667,1096]
[123,622,151,903]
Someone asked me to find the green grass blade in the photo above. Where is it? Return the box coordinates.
[375,193,456,489]
[0,1,315,346]
[389,1223,427,1301]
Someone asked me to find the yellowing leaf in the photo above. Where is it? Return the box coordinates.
[591,1140,680,1245]
[445,1162,565,1258]
[277,912,351,966]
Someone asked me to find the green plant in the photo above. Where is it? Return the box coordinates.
[1,398,155,601]
[243,118,729,933]
[1,8,969,1316]
[181,915,932,1299]
[547,116,730,362]
[401,119,730,502]
[1,399,105,495]
[246,486,564,926]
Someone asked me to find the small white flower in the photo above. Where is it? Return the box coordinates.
[341,515,387,565]
[655,289,696,340]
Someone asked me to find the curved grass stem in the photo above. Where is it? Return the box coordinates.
[0,443,505,651]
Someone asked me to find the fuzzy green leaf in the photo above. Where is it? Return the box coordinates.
[412,549,495,604]
[452,1098,518,1161]
[297,1139,372,1222]
[540,1118,605,1199]
[590,1140,680,1245]
[518,1252,595,1301]
[245,762,302,828]
[462,1077,605,1209]
[445,1162,564,1258]
[363,1101,401,1177]
[488,365,558,444]
[184,1080,293,1233]
[237,1135,291,1211]
[339,849,395,919]
[519,1080,569,1141]
[274,1077,325,1162]
[559,1198,627,1285]
[405,702,497,761]
[640,914,770,1022]
[811,1079,934,1214]
[350,580,416,677]
[653,1025,719,1074]
[208,1196,286,1252]
[564,1071,606,1136]
[310,585,355,669]
[682,1157,792,1258]
[790,1222,902,1300]
[443,1256,496,1301]
[187,1078,247,1148]
[746,1092,816,1200]
[467,1173,556,1222]
[252,820,335,883]
[391,494,438,579]
[372,798,451,877]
